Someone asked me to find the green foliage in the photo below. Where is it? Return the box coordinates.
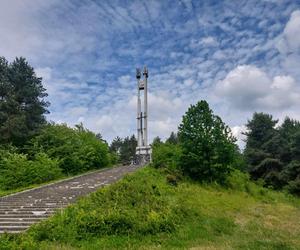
[0,152,61,190]
[0,57,49,146]
[244,112,278,151]
[108,151,119,165]
[29,123,110,174]
[152,142,182,171]
[166,131,179,144]
[109,136,122,153]
[27,168,190,243]
[226,169,251,192]
[244,115,300,194]
[1,167,299,249]
[119,135,137,165]
[151,136,163,147]
[281,161,300,195]
[110,135,137,165]
[178,100,237,183]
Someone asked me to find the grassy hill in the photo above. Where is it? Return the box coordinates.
[1,167,300,250]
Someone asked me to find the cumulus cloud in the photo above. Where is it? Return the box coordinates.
[216,65,300,111]
[275,10,300,78]
[231,125,247,149]
[277,10,300,54]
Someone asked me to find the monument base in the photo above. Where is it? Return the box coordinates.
[134,146,152,165]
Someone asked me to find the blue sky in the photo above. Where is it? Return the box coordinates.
[1,0,300,147]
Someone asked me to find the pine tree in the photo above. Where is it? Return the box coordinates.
[110,136,123,154]
[152,136,162,147]
[119,135,137,164]
[166,132,178,144]
[0,57,49,145]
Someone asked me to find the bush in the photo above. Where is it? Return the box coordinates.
[29,124,110,174]
[151,143,182,171]
[226,169,251,192]
[286,179,300,196]
[0,152,62,190]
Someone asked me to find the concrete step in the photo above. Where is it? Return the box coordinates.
[0,221,36,226]
[0,165,139,234]
[0,199,66,203]
[0,225,30,232]
[0,202,66,206]
[0,206,61,211]
[0,214,50,218]
[0,217,44,222]
[0,211,54,215]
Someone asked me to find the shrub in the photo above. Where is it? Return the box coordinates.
[226,169,251,192]
[286,178,300,196]
[29,124,110,174]
[0,152,61,190]
[151,143,182,171]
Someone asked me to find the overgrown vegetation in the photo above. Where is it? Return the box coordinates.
[1,167,299,249]
[28,123,110,174]
[0,152,61,190]
[0,57,112,193]
[0,124,111,192]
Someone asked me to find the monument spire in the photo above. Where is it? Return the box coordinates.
[135,66,151,164]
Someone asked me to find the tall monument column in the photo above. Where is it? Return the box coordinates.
[135,66,151,164]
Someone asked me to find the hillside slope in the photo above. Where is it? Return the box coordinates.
[0,167,299,250]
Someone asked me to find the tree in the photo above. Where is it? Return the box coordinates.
[178,100,236,183]
[118,135,137,165]
[166,132,179,144]
[244,113,278,174]
[243,114,300,192]
[0,57,49,146]
[244,112,278,151]
[110,136,123,155]
[152,136,162,147]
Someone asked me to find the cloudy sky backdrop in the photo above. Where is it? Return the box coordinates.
[1,0,300,148]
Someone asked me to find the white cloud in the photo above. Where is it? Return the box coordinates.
[118,75,132,87]
[277,10,300,53]
[216,65,300,111]
[69,107,89,116]
[231,125,247,149]
[190,36,218,49]
[276,10,300,78]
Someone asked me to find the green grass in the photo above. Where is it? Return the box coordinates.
[0,167,299,250]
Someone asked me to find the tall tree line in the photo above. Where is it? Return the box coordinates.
[244,113,300,195]
[110,135,137,164]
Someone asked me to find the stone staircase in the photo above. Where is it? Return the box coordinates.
[0,164,139,234]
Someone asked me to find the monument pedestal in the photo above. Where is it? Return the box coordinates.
[135,146,152,165]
